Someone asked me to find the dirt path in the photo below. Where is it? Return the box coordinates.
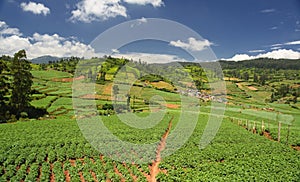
[50,163,55,182]
[149,116,173,182]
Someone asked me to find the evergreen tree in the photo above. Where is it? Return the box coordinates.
[0,60,11,121]
[242,72,249,81]
[10,50,33,118]
[253,74,258,82]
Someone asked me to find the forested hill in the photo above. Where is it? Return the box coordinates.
[218,58,300,70]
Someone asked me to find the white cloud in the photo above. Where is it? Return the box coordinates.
[271,40,300,47]
[70,0,127,23]
[113,52,188,64]
[0,21,98,59]
[227,49,300,61]
[130,17,148,27]
[248,49,265,53]
[169,37,213,51]
[261,9,276,13]
[285,40,300,45]
[138,17,147,23]
[111,49,120,53]
[270,46,281,50]
[270,26,278,30]
[0,21,22,36]
[20,1,50,16]
[271,43,282,47]
[0,35,31,56]
[0,21,5,27]
[123,0,164,7]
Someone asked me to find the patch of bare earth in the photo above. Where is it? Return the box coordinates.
[52,75,85,82]
[80,94,111,100]
[37,165,42,182]
[102,83,113,95]
[263,131,273,140]
[149,116,173,182]
[164,104,180,109]
[90,171,98,182]
[292,145,300,151]
[64,170,71,182]
[114,164,125,182]
[50,163,55,182]
[79,171,85,182]
[248,86,258,91]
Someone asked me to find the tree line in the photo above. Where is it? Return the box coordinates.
[219,58,300,70]
[0,50,46,123]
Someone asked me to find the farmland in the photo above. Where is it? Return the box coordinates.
[0,58,300,181]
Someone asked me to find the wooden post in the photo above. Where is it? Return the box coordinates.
[278,122,281,142]
[261,120,265,132]
[253,121,256,134]
[246,120,249,130]
[286,124,291,145]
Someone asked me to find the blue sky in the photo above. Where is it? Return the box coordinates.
[0,0,299,61]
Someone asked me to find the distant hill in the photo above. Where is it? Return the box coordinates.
[218,58,300,70]
[30,55,61,64]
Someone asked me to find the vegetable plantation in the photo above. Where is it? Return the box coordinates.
[1,112,299,181]
[1,65,300,181]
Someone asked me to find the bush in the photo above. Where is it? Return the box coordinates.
[20,112,28,118]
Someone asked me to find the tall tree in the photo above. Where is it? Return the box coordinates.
[242,72,249,81]
[10,50,33,118]
[0,60,10,121]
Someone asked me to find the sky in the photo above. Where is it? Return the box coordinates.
[0,0,299,62]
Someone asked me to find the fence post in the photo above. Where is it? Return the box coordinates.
[278,122,281,142]
[253,121,256,134]
[286,124,291,145]
[246,120,249,130]
[261,120,265,132]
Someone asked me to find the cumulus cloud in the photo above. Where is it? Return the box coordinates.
[123,0,164,7]
[20,1,50,16]
[0,21,22,36]
[227,49,300,61]
[260,9,276,13]
[169,37,213,51]
[0,35,31,56]
[70,0,127,23]
[0,21,97,59]
[113,52,188,64]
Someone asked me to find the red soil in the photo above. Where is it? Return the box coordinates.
[50,163,55,182]
[149,116,173,182]
[64,170,71,182]
[53,75,85,82]
[114,164,125,182]
[292,145,300,151]
[164,104,180,109]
